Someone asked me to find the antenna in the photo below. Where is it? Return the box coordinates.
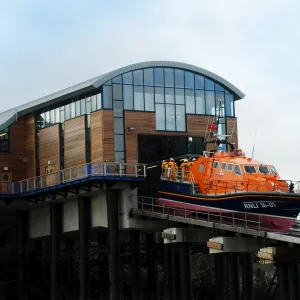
[251,128,258,160]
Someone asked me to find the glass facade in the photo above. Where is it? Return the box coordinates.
[0,128,9,152]
[32,65,236,166]
[38,90,101,128]
[103,67,235,134]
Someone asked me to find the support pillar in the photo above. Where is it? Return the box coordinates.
[179,243,192,300]
[106,190,122,300]
[294,264,300,299]
[131,231,142,300]
[17,211,27,300]
[277,264,290,300]
[146,233,159,300]
[78,197,91,300]
[174,247,181,300]
[50,203,62,300]
[215,255,227,300]
[66,239,76,296]
[241,253,253,300]
[226,253,240,300]
[289,264,297,300]
[163,244,175,300]
[98,233,109,298]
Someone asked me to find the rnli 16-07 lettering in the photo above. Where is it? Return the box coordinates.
[243,202,276,209]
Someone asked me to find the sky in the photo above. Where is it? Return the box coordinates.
[1,0,300,179]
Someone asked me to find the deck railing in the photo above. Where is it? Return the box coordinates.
[0,162,147,195]
[161,169,300,195]
[136,196,265,231]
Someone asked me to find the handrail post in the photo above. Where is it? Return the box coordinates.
[134,165,138,177]
[20,182,23,194]
[143,164,146,178]
[77,165,80,180]
[119,163,122,176]
[104,162,107,176]
[26,179,29,192]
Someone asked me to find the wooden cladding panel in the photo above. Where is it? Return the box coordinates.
[25,113,36,178]
[187,115,216,136]
[91,111,103,162]
[124,112,219,163]
[0,116,27,181]
[64,116,86,168]
[226,117,238,147]
[39,125,60,175]
[102,110,114,162]
[125,112,215,137]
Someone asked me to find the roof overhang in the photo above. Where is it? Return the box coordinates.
[0,61,245,131]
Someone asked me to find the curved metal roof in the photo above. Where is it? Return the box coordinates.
[0,61,245,131]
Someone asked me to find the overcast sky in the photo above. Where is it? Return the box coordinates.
[1,0,300,179]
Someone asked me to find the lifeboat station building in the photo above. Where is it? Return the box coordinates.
[0,61,244,299]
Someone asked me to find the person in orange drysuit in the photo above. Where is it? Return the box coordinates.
[185,158,196,181]
[168,158,178,180]
[161,160,169,178]
[180,158,189,181]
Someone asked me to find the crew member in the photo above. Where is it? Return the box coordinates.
[180,159,189,180]
[168,158,178,180]
[161,159,168,179]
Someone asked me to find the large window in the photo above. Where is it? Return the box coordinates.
[39,90,102,129]
[0,128,9,152]
[102,67,236,133]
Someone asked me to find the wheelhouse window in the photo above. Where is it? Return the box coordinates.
[269,166,278,175]
[258,165,269,174]
[244,165,257,174]
[199,164,205,172]
[213,161,219,169]
[227,163,233,171]
[0,128,9,152]
[234,165,242,175]
[221,162,227,171]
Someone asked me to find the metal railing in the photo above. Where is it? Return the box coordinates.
[160,168,300,195]
[1,162,147,195]
[136,196,281,232]
[199,179,300,195]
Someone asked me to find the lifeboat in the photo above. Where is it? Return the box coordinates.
[157,136,300,233]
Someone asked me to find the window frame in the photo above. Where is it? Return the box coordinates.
[233,164,242,176]
[0,127,10,152]
[243,165,257,174]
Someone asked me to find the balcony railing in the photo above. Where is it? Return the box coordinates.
[0,162,147,195]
